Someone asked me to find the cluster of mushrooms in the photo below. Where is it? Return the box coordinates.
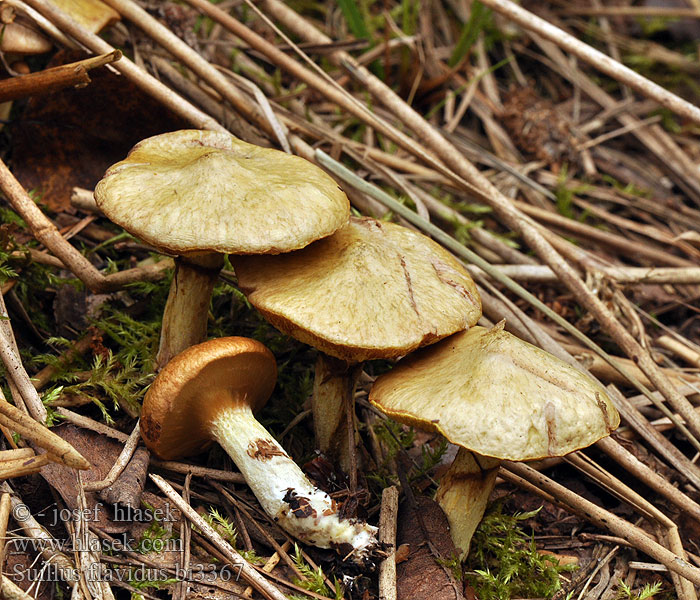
[94,129,620,565]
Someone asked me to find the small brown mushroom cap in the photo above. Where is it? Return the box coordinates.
[233,216,482,362]
[0,22,52,55]
[369,323,620,460]
[141,337,277,460]
[95,130,349,255]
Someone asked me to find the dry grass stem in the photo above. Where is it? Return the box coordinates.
[0,400,88,469]
[479,0,700,124]
[82,419,140,492]
[0,50,121,102]
[378,486,399,600]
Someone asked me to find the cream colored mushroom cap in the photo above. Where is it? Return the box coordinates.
[51,0,120,33]
[94,130,350,255]
[0,22,52,54]
[369,323,620,460]
[233,216,482,362]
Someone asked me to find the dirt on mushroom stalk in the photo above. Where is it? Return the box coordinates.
[1,0,700,599]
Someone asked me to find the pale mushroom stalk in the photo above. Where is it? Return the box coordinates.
[211,402,378,558]
[370,322,620,559]
[140,337,380,563]
[434,449,501,558]
[312,355,361,476]
[157,254,224,366]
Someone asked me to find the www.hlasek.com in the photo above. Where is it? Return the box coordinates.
[8,533,183,555]
[9,561,243,584]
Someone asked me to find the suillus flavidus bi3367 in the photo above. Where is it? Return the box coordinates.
[94,129,349,367]
[232,216,482,472]
[370,322,620,558]
[140,336,380,564]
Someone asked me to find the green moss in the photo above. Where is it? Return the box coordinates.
[465,503,577,600]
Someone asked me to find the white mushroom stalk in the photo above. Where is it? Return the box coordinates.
[211,403,379,561]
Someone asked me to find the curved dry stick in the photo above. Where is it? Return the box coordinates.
[82,420,140,492]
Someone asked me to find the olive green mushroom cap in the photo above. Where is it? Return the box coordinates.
[369,323,620,460]
[94,130,350,255]
[232,216,482,362]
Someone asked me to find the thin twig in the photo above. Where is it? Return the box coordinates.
[378,486,399,600]
[82,419,140,492]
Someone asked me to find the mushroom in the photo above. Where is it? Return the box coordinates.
[140,336,380,562]
[369,322,620,558]
[94,129,349,367]
[0,21,52,55]
[50,0,120,34]
[232,216,481,472]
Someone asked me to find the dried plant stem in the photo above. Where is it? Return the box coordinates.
[0,50,121,102]
[502,462,700,586]
[0,482,76,575]
[0,157,172,292]
[0,454,49,479]
[657,336,700,369]
[150,459,245,483]
[149,474,288,600]
[0,492,11,567]
[378,486,399,600]
[83,420,140,492]
[99,0,272,137]
[1,576,34,600]
[0,402,89,470]
[0,296,46,420]
[470,264,700,285]
[478,0,700,125]
[0,448,34,462]
[597,436,700,524]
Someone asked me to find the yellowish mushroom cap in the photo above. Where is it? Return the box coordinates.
[369,323,619,460]
[233,216,482,362]
[94,130,349,255]
[51,0,120,33]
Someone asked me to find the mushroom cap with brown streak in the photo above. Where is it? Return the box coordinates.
[369,323,620,460]
[95,130,349,256]
[232,216,482,363]
[141,337,277,460]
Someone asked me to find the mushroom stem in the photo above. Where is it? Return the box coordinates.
[435,448,501,560]
[312,355,361,476]
[210,403,379,562]
[156,254,224,367]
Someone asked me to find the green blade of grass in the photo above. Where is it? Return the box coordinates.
[449,1,492,67]
[337,0,369,39]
